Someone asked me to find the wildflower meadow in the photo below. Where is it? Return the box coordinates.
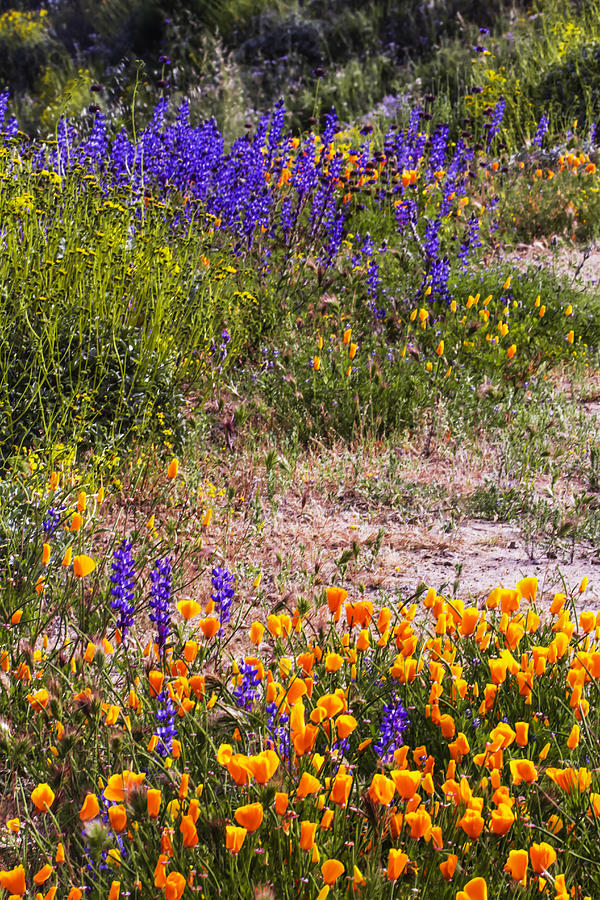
[1,1,600,899]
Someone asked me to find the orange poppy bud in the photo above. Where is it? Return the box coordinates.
[108,881,120,900]
[148,670,165,697]
[275,792,289,815]
[250,621,265,645]
[55,842,65,863]
[167,459,179,479]
[234,802,263,832]
[439,714,455,739]
[108,805,127,832]
[42,543,51,565]
[320,808,334,830]
[80,793,100,821]
[515,722,529,746]
[225,825,246,854]
[33,863,53,885]
[300,821,317,851]
[321,859,345,885]
[567,724,580,749]
[460,607,479,635]
[67,890,83,900]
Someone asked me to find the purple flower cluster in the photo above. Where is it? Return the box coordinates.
[109,540,135,641]
[533,113,549,149]
[149,556,172,651]
[43,505,64,536]
[373,695,410,763]
[154,689,177,757]
[266,701,290,759]
[211,566,235,624]
[233,660,261,710]
[486,97,507,147]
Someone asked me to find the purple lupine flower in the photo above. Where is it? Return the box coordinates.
[458,215,482,269]
[109,540,135,641]
[424,217,441,259]
[266,701,290,759]
[154,689,177,757]
[211,566,235,624]
[233,660,261,710]
[429,123,450,176]
[486,97,506,146]
[149,556,172,651]
[373,695,410,762]
[532,113,549,149]
[43,505,64,536]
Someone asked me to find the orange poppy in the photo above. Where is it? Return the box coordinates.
[321,859,345,885]
[300,821,317,851]
[530,842,556,873]
[368,774,396,806]
[31,783,55,813]
[79,794,100,821]
[234,803,263,832]
[387,849,409,881]
[179,814,199,847]
[504,849,528,882]
[456,877,487,900]
[439,854,458,881]
[164,872,186,900]
[108,805,127,833]
[147,788,162,818]
[296,772,322,799]
[225,825,247,854]
[458,809,484,839]
[0,864,26,895]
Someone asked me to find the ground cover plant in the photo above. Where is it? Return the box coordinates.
[1,0,600,898]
